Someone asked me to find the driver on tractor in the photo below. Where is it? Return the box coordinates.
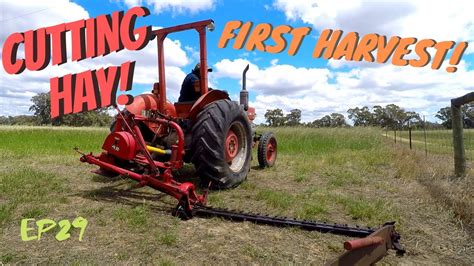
[178,63,201,102]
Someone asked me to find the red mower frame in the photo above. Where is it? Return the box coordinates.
[78,106,208,214]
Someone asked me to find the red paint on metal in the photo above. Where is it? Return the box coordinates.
[247,107,256,121]
[126,93,158,114]
[174,102,194,118]
[225,129,238,162]
[102,131,137,160]
[188,89,229,120]
[81,154,203,207]
[266,138,277,164]
[125,93,176,117]
[151,19,214,113]
[344,236,384,251]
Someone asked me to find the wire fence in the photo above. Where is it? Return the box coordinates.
[383,123,474,161]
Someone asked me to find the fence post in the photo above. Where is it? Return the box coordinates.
[451,103,466,177]
[408,121,412,150]
[423,116,427,156]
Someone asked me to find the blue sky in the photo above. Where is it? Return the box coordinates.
[1,0,473,123]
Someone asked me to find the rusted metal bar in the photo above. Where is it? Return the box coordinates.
[327,223,404,266]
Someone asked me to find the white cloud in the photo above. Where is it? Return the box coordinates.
[121,0,215,15]
[252,0,474,123]
[274,0,474,54]
[0,1,191,116]
[214,57,474,124]
[0,0,89,45]
[213,58,332,96]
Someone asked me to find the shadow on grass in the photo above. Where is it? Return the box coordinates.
[82,164,204,214]
[251,165,265,171]
[80,181,173,213]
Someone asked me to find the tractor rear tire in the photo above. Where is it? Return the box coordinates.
[191,99,252,189]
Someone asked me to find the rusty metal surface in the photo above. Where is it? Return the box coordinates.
[327,223,403,266]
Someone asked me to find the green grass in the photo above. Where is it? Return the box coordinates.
[156,230,178,246]
[0,167,65,228]
[0,125,471,264]
[256,189,295,210]
[267,127,380,156]
[334,196,399,227]
[113,205,150,228]
[0,126,108,158]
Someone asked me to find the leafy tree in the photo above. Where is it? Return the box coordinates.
[264,109,286,127]
[29,92,112,127]
[436,107,452,129]
[348,104,421,129]
[285,109,301,126]
[309,113,347,128]
[0,116,10,125]
[384,104,407,129]
[330,113,347,127]
[436,103,474,129]
[347,106,372,126]
[372,105,388,127]
[29,92,51,125]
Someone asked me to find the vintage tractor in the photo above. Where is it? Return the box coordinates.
[78,19,277,209]
[78,20,404,263]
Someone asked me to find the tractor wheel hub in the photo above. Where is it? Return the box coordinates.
[225,130,239,161]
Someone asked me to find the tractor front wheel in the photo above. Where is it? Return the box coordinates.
[191,99,252,189]
[257,132,277,168]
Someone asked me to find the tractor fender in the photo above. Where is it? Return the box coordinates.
[125,93,177,117]
[188,90,230,121]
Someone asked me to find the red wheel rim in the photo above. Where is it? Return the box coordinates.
[266,138,277,164]
[225,129,239,162]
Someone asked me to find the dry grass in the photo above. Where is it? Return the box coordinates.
[0,126,472,264]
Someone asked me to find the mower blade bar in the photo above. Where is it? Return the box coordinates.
[193,206,374,238]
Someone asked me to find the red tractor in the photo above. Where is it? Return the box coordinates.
[78,20,406,261]
[79,19,277,213]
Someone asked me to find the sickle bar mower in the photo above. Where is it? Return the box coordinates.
[77,107,405,264]
[77,19,404,264]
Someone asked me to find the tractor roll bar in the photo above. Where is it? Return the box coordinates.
[151,19,215,113]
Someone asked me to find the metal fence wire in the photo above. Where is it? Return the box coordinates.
[384,120,473,161]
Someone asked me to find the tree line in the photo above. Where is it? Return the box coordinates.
[1,92,472,128]
[264,103,474,129]
[0,92,113,127]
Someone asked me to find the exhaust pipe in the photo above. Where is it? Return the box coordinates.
[240,64,250,111]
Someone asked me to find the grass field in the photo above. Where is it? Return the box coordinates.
[0,126,472,264]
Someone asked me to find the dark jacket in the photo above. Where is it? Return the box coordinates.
[178,72,200,102]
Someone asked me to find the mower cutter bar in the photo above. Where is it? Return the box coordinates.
[191,205,405,255]
[194,205,372,237]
